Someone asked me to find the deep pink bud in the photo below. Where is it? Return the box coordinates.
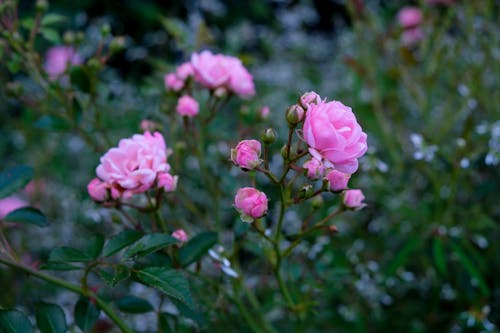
[87,178,109,202]
[172,229,188,243]
[44,46,82,80]
[234,187,268,222]
[176,62,194,80]
[343,189,365,209]
[397,7,423,29]
[303,158,325,179]
[165,73,184,91]
[325,169,351,191]
[176,95,199,117]
[231,140,262,170]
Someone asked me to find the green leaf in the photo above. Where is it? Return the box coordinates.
[40,262,82,271]
[102,230,143,257]
[4,207,48,227]
[0,310,33,333]
[451,241,489,295]
[40,28,61,44]
[34,115,72,131]
[48,247,92,263]
[432,238,447,276]
[178,231,218,267]
[97,265,130,287]
[170,298,206,328]
[84,234,104,260]
[116,295,154,314]
[0,165,33,199]
[69,66,90,93]
[123,233,178,259]
[74,298,99,332]
[35,302,67,333]
[158,313,174,333]
[386,237,420,276]
[135,267,194,309]
[41,14,66,26]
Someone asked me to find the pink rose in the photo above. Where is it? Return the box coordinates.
[94,131,176,198]
[303,99,367,174]
[325,169,351,192]
[87,178,109,202]
[234,187,268,222]
[176,95,199,117]
[172,229,188,243]
[397,7,423,29]
[191,50,231,89]
[176,62,194,80]
[299,91,321,109]
[402,27,424,46]
[231,140,262,170]
[157,172,178,192]
[225,57,255,98]
[303,158,325,179]
[44,46,82,79]
[164,73,184,92]
[343,189,365,209]
[0,196,29,219]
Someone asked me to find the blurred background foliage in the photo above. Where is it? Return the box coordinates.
[1,0,499,332]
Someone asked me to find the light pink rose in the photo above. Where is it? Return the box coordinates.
[44,46,82,79]
[299,91,321,109]
[402,27,424,46]
[164,73,184,92]
[231,140,262,170]
[191,50,231,89]
[234,187,268,222]
[325,169,351,192]
[225,57,255,98]
[87,178,109,202]
[176,62,194,80]
[94,131,176,198]
[303,99,368,174]
[157,172,178,192]
[172,229,188,243]
[303,158,325,179]
[176,95,199,117]
[397,7,423,29]
[0,196,29,219]
[343,189,365,209]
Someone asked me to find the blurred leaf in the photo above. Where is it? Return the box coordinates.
[432,238,447,276]
[386,237,420,276]
[0,310,33,333]
[116,295,154,313]
[178,231,218,267]
[34,115,72,131]
[158,313,174,333]
[35,302,67,333]
[69,66,91,93]
[4,207,48,227]
[135,267,193,309]
[97,265,130,287]
[40,28,61,44]
[123,233,177,259]
[74,298,99,332]
[451,241,489,295]
[41,14,66,26]
[170,297,206,328]
[102,230,143,257]
[84,234,104,260]
[0,165,33,199]
[41,262,82,271]
[21,18,35,30]
[48,247,92,263]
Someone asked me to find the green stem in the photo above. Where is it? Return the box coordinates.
[0,257,134,333]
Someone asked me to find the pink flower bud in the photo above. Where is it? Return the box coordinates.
[176,62,194,80]
[260,106,270,119]
[234,187,268,222]
[299,91,321,109]
[176,95,199,117]
[44,46,82,80]
[343,189,365,209]
[157,172,178,192]
[303,158,325,179]
[325,169,351,191]
[164,73,184,91]
[402,27,424,46]
[231,140,262,170]
[0,196,28,219]
[87,178,109,202]
[172,229,188,243]
[397,7,422,29]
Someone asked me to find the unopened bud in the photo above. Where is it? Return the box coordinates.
[87,58,101,71]
[214,87,228,98]
[328,225,339,233]
[63,31,75,44]
[100,23,111,37]
[174,141,187,153]
[285,104,304,127]
[75,31,85,44]
[280,145,288,159]
[110,36,126,53]
[298,184,313,199]
[261,128,276,145]
[311,195,324,209]
[35,0,48,12]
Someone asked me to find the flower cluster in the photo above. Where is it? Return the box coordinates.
[87,131,177,201]
[397,7,424,46]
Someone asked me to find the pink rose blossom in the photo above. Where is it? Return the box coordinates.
[157,172,178,192]
[303,98,368,174]
[325,169,351,192]
[0,196,29,219]
[191,50,231,88]
[343,189,365,209]
[231,140,262,170]
[87,178,109,202]
[172,229,188,243]
[44,46,82,79]
[299,91,321,109]
[92,131,176,199]
[176,95,199,117]
[176,62,194,80]
[234,187,268,222]
[397,7,423,29]
[164,73,184,92]
[303,158,325,179]
[225,57,255,97]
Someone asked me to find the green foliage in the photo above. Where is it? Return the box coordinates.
[178,231,218,267]
[4,207,48,227]
[35,302,67,333]
[73,298,99,332]
[0,166,33,199]
[0,310,33,333]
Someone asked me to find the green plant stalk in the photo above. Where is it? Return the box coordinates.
[0,257,134,333]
